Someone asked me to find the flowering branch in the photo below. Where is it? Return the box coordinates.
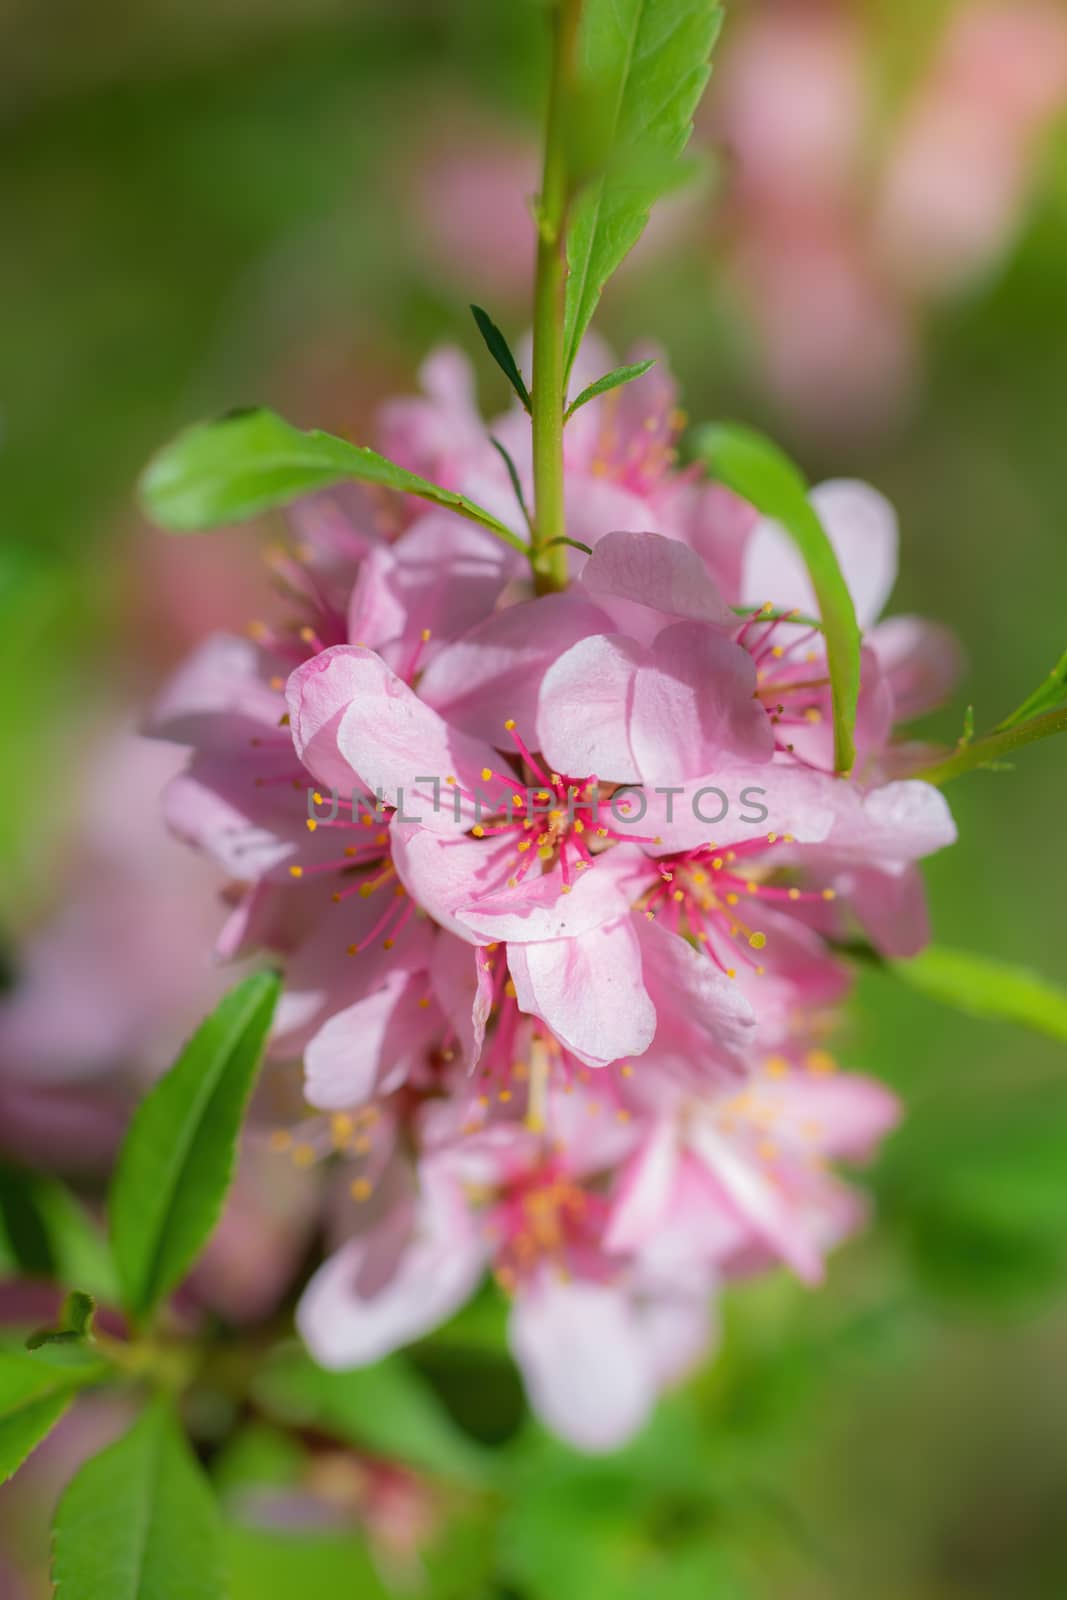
[918,703,1067,785]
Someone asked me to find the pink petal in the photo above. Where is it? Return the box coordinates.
[760,1070,900,1161]
[297,1167,488,1368]
[347,512,522,654]
[868,615,965,723]
[429,934,495,1072]
[390,823,513,941]
[457,845,644,944]
[418,593,614,740]
[536,634,642,784]
[688,1119,825,1283]
[605,1119,680,1253]
[304,969,439,1110]
[643,760,839,855]
[629,621,773,779]
[581,530,733,642]
[846,862,931,957]
[826,779,957,865]
[509,1276,658,1452]
[635,916,756,1078]
[287,646,501,828]
[148,633,282,751]
[507,919,656,1068]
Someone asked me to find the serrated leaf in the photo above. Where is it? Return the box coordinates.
[695,423,861,774]
[564,358,656,419]
[110,971,280,1326]
[140,408,527,554]
[471,305,531,412]
[252,1346,489,1485]
[51,1399,224,1600]
[563,0,723,377]
[888,945,1067,1045]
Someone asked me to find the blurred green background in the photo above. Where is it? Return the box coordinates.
[2,0,1067,1594]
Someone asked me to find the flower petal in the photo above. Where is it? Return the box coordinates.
[507,919,656,1068]
[580,530,734,642]
[634,915,756,1079]
[509,1276,658,1453]
[868,615,965,723]
[629,621,774,779]
[536,634,642,784]
[288,646,500,828]
[418,593,613,740]
[297,1165,488,1368]
[304,968,439,1110]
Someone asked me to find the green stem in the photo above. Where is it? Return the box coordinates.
[917,704,1067,785]
[531,0,582,594]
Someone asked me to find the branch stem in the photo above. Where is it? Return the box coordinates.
[531,0,582,593]
[917,704,1067,785]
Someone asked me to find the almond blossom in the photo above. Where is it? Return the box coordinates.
[147,344,959,1450]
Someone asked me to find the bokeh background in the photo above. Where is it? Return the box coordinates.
[3,1,1067,1594]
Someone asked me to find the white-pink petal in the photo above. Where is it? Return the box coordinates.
[509,1276,658,1453]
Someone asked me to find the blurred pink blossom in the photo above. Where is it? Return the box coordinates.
[714,0,1067,435]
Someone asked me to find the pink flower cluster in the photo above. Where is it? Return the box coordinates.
[152,345,959,1451]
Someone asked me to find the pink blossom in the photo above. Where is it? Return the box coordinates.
[713,1,1067,434]
[143,344,959,1452]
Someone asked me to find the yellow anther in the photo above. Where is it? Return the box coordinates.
[289,865,304,879]
[306,819,318,832]
[350,1177,373,1202]
[748,931,767,950]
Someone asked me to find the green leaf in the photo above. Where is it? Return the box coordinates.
[26,1290,96,1351]
[0,1351,87,1483]
[252,1345,490,1485]
[695,423,861,774]
[226,1525,386,1600]
[564,358,656,419]
[0,1166,116,1299]
[140,408,527,554]
[110,971,280,1327]
[563,0,723,377]
[888,945,1067,1045]
[52,1399,224,1600]
[996,643,1067,729]
[489,435,533,533]
[471,305,532,412]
